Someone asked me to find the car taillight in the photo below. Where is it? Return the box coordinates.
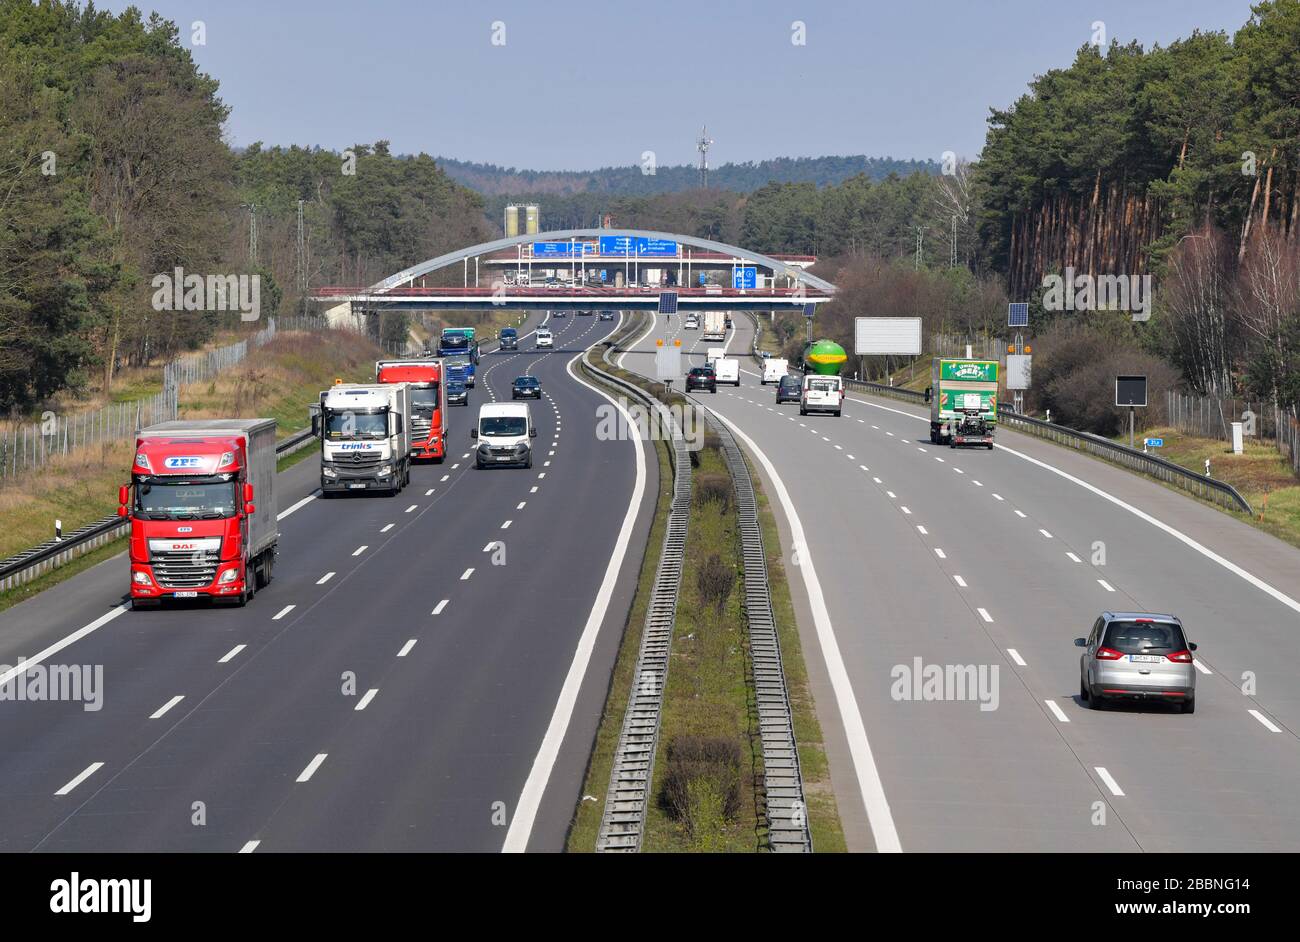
[1095,647,1124,660]
[1165,649,1193,663]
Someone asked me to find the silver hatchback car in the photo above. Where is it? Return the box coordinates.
[1075,612,1198,713]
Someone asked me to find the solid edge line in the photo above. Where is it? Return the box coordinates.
[0,604,128,688]
[707,408,902,853]
[501,343,648,852]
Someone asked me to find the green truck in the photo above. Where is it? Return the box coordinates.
[926,358,998,448]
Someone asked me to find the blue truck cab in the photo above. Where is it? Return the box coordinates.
[438,328,478,386]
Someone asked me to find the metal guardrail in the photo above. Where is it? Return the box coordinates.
[836,374,1252,515]
[0,426,317,593]
[582,330,691,852]
[693,399,812,852]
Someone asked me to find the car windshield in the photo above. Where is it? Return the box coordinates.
[515,378,538,387]
[325,409,387,438]
[690,368,712,376]
[447,383,465,394]
[780,377,800,389]
[481,416,527,436]
[410,385,439,411]
[1103,620,1186,653]
[137,480,237,519]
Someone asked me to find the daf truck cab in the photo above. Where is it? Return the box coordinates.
[317,383,412,494]
[471,402,537,469]
[376,359,447,462]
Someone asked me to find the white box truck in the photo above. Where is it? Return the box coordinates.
[702,311,726,341]
[762,358,789,384]
[317,382,412,495]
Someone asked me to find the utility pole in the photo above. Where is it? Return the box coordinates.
[950,215,958,269]
[914,225,927,271]
[248,203,258,267]
[697,125,713,189]
[296,199,306,293]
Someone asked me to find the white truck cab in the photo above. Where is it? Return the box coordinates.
[317,383,412,494]
[472,402,537,468]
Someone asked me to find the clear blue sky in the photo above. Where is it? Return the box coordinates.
[105,0,1257,170]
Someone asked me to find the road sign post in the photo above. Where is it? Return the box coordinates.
[1115,375,1148,450]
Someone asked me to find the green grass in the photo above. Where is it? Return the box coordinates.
[751,460,847,851]
[566,366,674,852]
[642,441,761,852]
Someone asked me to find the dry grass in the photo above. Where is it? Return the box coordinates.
[0,329,380,562]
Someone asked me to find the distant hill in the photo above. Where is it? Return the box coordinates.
[436,155,938,196]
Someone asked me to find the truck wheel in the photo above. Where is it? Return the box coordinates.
[475,458,484,469]
[1181,696,1195,715]
[834,409,842,417]
[800,407,807,416]
[987,443,994,450]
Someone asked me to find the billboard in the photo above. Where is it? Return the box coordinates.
[854,317,922,355]
[1115,375,1147,407]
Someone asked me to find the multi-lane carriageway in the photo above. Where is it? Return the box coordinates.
[0,310,654,852]
[4,305,1300,854]
[623,313,1300,853]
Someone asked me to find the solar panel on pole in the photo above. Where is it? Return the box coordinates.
[658,291,678,314]
[1008,302,1029,327]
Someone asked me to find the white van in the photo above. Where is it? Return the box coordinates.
[762,358,789,385]
[800,374,844,417]
[713,358,740,386]
[472,402,537,468]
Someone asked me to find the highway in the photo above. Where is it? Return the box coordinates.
[0,311,655,852]
[621,312,1300,852]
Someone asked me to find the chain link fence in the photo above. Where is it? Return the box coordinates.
[1,319,280,483]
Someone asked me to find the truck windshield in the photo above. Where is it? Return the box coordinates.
[480,417,527,437]
[410,386,440,411]
[136,480,237,518]
[324,410,388,438]
[445,356,469,369]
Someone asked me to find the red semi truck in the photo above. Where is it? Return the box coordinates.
[121,419,278,609]
[375,359,447,461]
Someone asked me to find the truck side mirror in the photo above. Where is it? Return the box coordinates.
[311,414,321,437]
[117,505,129,518]
[470,428,478,439]
[244,483,254,503]
[245,502,256,515]
[530,427,537,438]
[118,484,130,505]
[924,387,933,403]
[393,414,404,436]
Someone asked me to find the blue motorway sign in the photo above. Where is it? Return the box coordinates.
[1144,438,1164,448]
[597,235,677,257]
[533,241,595,257]
[699,274,707,286]
[732,267,757,289]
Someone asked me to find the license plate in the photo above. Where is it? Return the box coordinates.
[173,591,198,598]
[1128,654,1162,663]
[496,456,512,462]
[349,483,366,489]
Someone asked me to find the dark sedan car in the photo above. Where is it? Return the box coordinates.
[512,376,542,399]
[598,310,615,321]
[686,366,717,393]
[775,375,801,403]
[447,380,469,406]
[551,308,566,318]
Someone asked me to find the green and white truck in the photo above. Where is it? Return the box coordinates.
[926,358,998,448]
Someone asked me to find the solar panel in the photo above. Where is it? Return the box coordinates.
[803,302,816,319]
[658,291,678,315]
[1008,302,1029,327]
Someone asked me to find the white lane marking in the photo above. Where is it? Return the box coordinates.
[953,575,967,587]
[1045,699,1070,723]
[1095,767,1124,796]
[501,520,512,529]
[953,467,963,474]
[451,463,460,470]
[296,753,328,783]
[55,762,104,796]
[1098,579,1116,592]
[871,425,879,429]
[482,542,495,552]
[460,568,474,580]
[847,454,855,460]
[886,431,894,437]
[934,456,944,463]
[834,444,843,451]
[992,493,1004,501]
[272,604,296,621]
[1193,659,1212,675]
[859,465,869,471]
[504,349,650,853]
[549,450,556,456]
[934,548,946,559]
[1014,510,1027,518]
[886,491,896,499]
[537,472,546,479]
[277,491,320,520]
[977,607,993,622]
[352,545,368,556]
[873,477,882,484]
[316,570,336,585]
[355,688,378,711]
[239,840,260,854]
[918,447,927,453]
[517,501,526,509]
[530,486,539,493]
[544,461,551,467]
[380,523,394,533]
[219,644,246,663]
[972,480,983,487]
[1039,528,1053,539]
[1007,648,1026,666]
[432,599,449,615]
[397,639,417,657]
[702,409,901,852]
[441,474,450,481]
[823,436,831,442]
[901,506,911,515]
[405,504,417,513]
[0,604,127,689]
[150,695,184,719]
[1066,552,1081,563]
[917,525,928,534]
[1249,709,1281,732]
[425,488,435,496]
